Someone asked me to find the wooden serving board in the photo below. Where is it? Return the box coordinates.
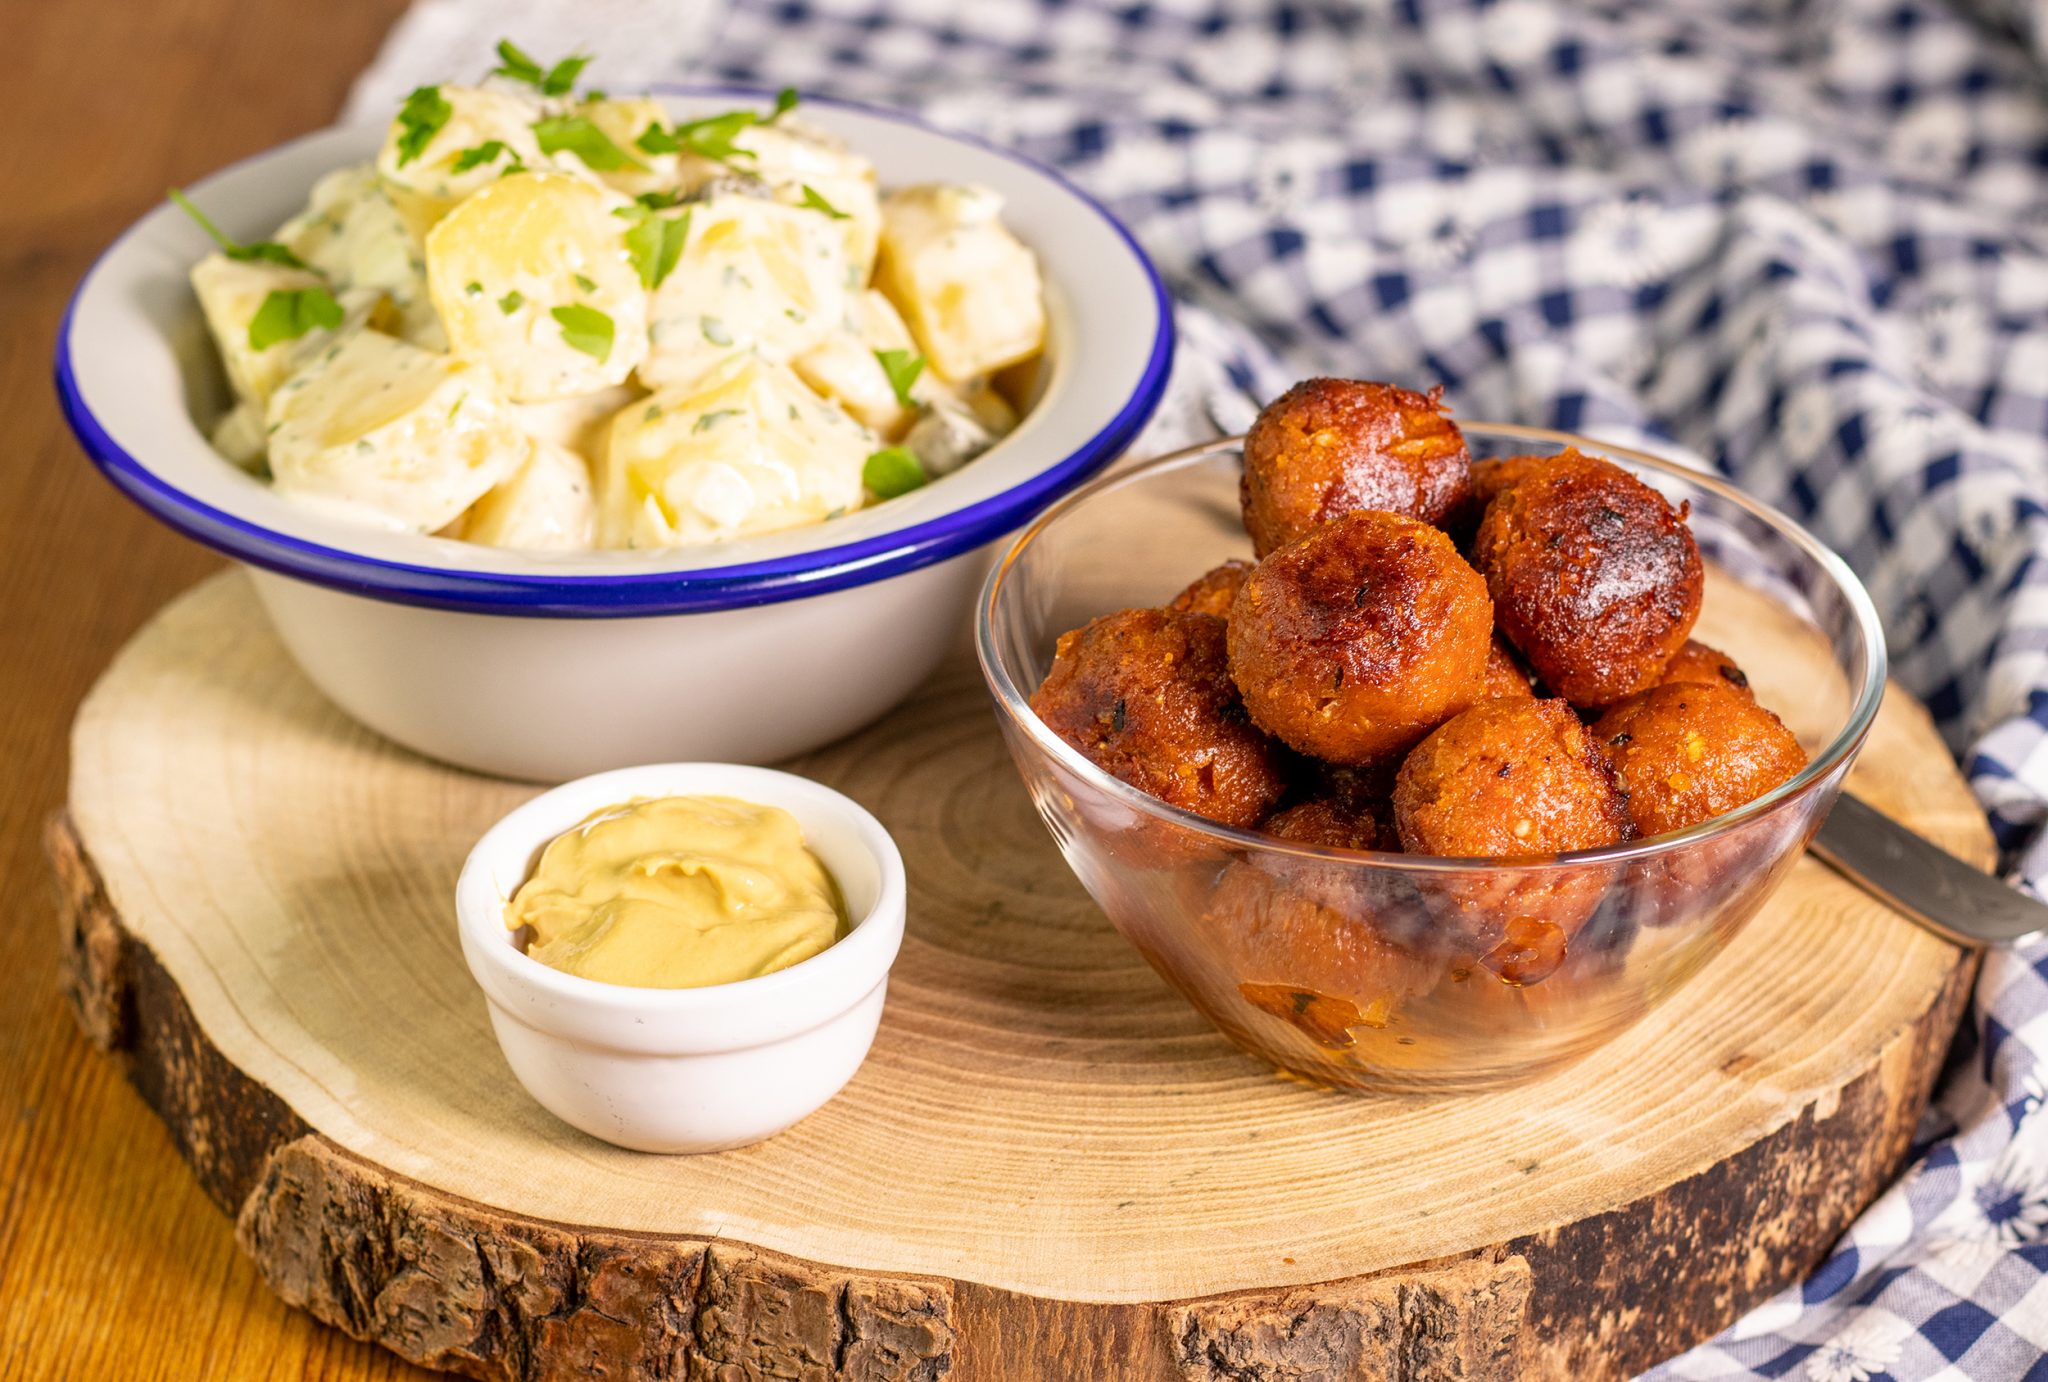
[52,569,1988,1380]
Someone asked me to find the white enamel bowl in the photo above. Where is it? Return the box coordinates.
[456,762,906,1153]
[58,89,1173,781]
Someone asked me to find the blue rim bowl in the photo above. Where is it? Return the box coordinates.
[55,87,1175,617]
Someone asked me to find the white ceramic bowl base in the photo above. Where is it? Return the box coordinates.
[483,981,887,1154]
[251,550,981,782]
[456,763,908,1154]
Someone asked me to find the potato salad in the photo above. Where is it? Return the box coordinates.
[180,41,1047,552]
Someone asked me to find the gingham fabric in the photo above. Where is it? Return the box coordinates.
[354,1,2048,1374]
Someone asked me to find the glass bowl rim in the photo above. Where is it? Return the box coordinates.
[974,423,1890,873]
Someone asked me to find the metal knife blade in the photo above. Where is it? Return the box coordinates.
[1808,791,2046,948]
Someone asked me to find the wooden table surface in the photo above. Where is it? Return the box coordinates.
[0,1,439,1375]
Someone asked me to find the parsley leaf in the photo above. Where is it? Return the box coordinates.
[498,290,525,314]
[874,349,925,408]
[614,204,692,290]
[550,303,614,362]
[247,287,343,351]
[533,115,646,172]
[452,140,518,173]
[492,39,592,97]
[636,89,799,164]
[167,188,310,270]
[573,273,597,292]
[395,85,452,167]
[800,184,849,220]
[863,446,928,500]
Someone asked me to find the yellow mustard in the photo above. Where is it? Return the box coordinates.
[506,795,847,989]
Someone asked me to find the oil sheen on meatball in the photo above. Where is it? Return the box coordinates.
[1031,607,1288,829]
[1593,681,1806,838]
[1471,448,1703,708]
[1240,378,1472,557]
[1228,510,1494,765]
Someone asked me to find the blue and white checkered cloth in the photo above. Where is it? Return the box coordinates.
[355,0,2048,1372]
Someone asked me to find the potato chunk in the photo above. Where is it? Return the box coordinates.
[732,117,883,281]
[275,164,438,347]
[875,184,1045,382]
[600,354,872,548]
[191,254,351,409]
[425,171,649,402]
[266,330,530,532]
[792,290,924,437]
[374,85,549,238]
[638,193,848,391]
[456,439,596,551]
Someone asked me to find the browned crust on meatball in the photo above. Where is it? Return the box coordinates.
[1393,698,1629,858]
[1030,607,1287,829]
[1228,511,1494,765]
[1592,682,1807,839]
[1657,639,1754,699]
[1471,449,1704,708]
[1167,560,1255,621]
[1240,379,1472,557]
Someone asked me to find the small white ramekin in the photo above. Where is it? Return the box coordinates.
[456,763,906,1153]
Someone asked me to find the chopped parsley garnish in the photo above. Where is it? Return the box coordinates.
[464,280,483,296]
[394,85,452,166]
[874,349,925,408]
[247,287,343,351]
[573,272,597,292]
[863,446,928,499]
[614,204,691,290]
[533,115,647,172]
[167,188,308,269]
[635,188,688,210]
[799,184,849,220]
[491,39,591,97]
[498,290,524,314]
[635,88,799,164]
[692,409,740,433]
[701,316,733,346]
[550,303,615,362]
[452,140,519,173]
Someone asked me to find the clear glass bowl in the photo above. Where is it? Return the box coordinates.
[976,426,1888,1092]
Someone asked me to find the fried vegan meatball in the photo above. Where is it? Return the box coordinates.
[1483,637,1539,701]
[1240,379,1472,557]
[1471,449,1703,708]
[1262,794,1400,853]
[1657,639,1753,699]
[1168,560,1255,621]
[1392,698,1629,859]
[1203,803,1435,1044]
[1031,608,1287,829]
[1228,511,1494,765]
[1592,682,1806,838]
